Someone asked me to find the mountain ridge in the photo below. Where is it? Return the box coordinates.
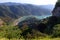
[0,2,53,23]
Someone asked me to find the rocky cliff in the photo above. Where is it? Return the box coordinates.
[52,0,60,17]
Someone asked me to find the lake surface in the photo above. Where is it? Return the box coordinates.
[34,15,52,19]
[17,15,52,23]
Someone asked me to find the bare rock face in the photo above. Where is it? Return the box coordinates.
[52,2,60,17]
[52,7,60,17]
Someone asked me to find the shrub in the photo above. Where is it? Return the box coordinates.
[0,25,22,39]
[52,24,60,37]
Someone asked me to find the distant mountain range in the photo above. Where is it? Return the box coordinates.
[0,2,54,22]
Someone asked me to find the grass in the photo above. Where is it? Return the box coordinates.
[0,38,60,40]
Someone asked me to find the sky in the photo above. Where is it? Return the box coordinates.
[0,0,57,5]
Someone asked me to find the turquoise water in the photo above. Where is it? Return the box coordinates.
[34,15,51,19]
[14,15,51,25]
[17,15,51,22]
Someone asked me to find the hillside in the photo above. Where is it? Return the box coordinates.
[0,2,52,22]
[0,1,60,40]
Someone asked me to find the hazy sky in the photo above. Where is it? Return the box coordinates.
[0,0,57,5]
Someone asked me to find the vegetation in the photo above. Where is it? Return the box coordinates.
[0,16,60,40]
[0,25,22,40]
[0,0,60,40]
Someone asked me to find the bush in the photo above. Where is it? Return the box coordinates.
[52,24,60,37]
[0,25,22,39]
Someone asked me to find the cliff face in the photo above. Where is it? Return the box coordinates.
[52,7,60,16]
[52,0,60,17]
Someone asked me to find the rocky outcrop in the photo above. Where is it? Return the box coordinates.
[52,7,60,16]
[52,1,60,17]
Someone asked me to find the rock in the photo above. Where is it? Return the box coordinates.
[52,1,60,17]
[52,7,60,17]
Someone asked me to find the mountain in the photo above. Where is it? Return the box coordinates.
[40,5,54,11]
[0,2,53,22]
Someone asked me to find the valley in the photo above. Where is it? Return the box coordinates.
[0,1,60,40]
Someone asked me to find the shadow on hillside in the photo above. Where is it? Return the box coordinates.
[17,16,58,39]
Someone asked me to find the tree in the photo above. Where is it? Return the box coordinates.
[37,23,47,33]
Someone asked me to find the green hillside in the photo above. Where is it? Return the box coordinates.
[0,16,60,40]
